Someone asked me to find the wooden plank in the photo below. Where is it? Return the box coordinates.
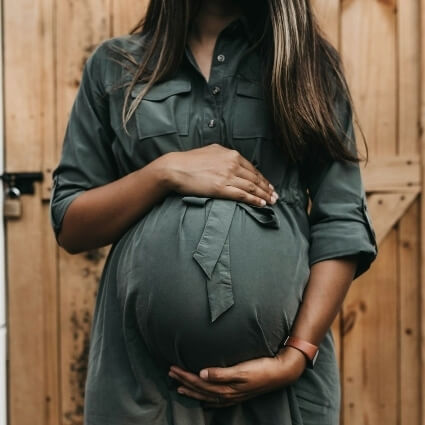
[398,1,421,425]
[311,0,340,48]
[55,0,111,423]
[111,0,148,36]
[342,231,398,425]
[398,0,420,155]
[341,0,397,157]
[361,155,421,192]
[4,0,60,423]
[398,202,421,425]
[39,0,61,421]
[419,0,425,423]
[367,192,419,245]
[341,0,398,424]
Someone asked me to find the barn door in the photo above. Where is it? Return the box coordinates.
[4,1,147,425]
[313,1,423,424]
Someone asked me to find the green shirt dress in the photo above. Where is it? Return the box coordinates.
[49,14,378,425]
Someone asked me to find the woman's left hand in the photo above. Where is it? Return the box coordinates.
[168,346,308,408]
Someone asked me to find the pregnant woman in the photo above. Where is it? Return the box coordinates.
[50,0,378,424]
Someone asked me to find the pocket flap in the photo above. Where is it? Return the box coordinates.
[131,79,192,101]
[236,79,265,99]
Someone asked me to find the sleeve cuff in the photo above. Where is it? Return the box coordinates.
[49,174,86,245]
[308,197,378,280]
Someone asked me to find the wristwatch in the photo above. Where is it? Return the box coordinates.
[282,335,319,369]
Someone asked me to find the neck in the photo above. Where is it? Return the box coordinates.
[189,0,243,42]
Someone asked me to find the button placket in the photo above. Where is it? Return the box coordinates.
[203,113,220,142]
[202,40,227,143]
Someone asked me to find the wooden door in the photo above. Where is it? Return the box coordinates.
[4,1,147,425]
[4,1,424,424]
[313,1,423,424]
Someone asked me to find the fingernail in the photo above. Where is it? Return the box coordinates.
[200,369,208,379]
[269,183,274,190]
[270,196,276,204]
[260,199,266,206]
[273,191,279,199]
[177,388,185,394]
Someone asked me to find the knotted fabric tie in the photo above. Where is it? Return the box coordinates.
[181,196,280,323]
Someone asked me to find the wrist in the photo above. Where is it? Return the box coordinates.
[276,346,307,383]
[152,152,179,192]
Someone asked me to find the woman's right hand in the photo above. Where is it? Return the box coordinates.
[162,143,278,207]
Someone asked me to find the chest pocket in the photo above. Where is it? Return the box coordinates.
[130,79,192,141]
[232,79,273,140]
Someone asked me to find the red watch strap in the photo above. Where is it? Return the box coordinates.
[283,336,319,362]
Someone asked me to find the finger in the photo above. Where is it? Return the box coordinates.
[171,373,223,398]
[229,175,276,205]
[210,144,275,193]
[169,370,213,393]
[233,166,275,198]
[199,366,247,384]
[177,386,222,404]
[171,376,219,398]
[169,369,238,397]
[236,154,274,190]
[170,375,249,403]
[178,386,249,409]
[221,185,271,207]
[177,383,249,405]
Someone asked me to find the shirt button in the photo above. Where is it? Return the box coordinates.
[217,54,225,63]
[208,119,216,128]
[212,86,221,95]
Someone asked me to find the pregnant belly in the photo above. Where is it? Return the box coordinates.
[116,193,311,373]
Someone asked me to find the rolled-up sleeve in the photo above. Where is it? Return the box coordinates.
[306,95,378,280]
[49,41,119,243]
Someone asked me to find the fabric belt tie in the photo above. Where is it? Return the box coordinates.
[181,196,280,323]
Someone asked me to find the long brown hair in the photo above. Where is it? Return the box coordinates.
[110,0,367,167]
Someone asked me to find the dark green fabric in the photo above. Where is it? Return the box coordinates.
[49,12,378,425]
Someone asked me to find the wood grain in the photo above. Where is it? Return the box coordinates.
[311,0,340,48]
[368,192,419,245]
[55,1,111,423]
[341,0,398,424]
[112,0,148,36]
[4,0,60,423]
[419,0,425,423]
[398,1,421,424]
[361,155,421,192]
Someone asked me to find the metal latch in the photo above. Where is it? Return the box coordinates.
[1,171,44,219]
